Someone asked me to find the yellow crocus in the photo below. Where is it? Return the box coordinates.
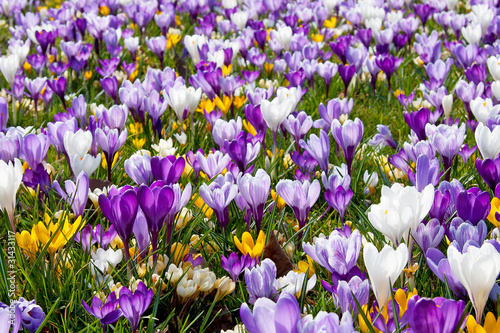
[467,312,500,333]
[167,34,182,50]
[488,197,500,229]
[101,152,119,170]
[311,34,324,42]
[297,255,315,278]
[271,190,286,210]
[215,95,233,115]
[193,194,214,218]
[242,119,257,136]
[84,70,93,80]
[132,138,146,149]
[16,229,39,259]
[324,17,337,29]
[264,63,273,75]
[234,230,266,258]
[23,61,32,72]
[170,242,189,264]
[233,96,247,109]
[175,15,181,27]
[197,99,216,113]
[34,214,83,256]
[99,5,110,16]
[222,64,233,76]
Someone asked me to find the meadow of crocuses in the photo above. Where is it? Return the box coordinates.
[3,0,500,331]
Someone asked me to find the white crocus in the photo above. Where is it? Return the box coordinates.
[470,97,500,124]
[270,26,293,51]
[461,23,482,45]
[184,34,207,64]
[274,271,317,297]
[231,11,249,31]
[177,276,197,300]
[8,40,30,66]
[186,86,202,114]
[260,98,294,134]
[151,138,177,157]
[70,153,101,177]
[0,54,20,87]
[448,242,500,321]
[0,158,23,230]
[487,56,500,81]
[165,85,188,122]
[475,122,500,159]
[92,248,123,269]
[492,81,500,101]
[368,183,434,245]
[64,129,93,158]
[442,94,453,118]
[363,242,408,309]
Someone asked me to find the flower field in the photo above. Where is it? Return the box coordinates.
[2,0,500,331]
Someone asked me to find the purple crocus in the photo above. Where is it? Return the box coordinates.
[125,153,153,186]
[150,155,185,185]
[82,293,122,331]
[331,118,364,175]
[47,76,67,109]
[316,61,338,96]
[212,117,242,149]
[221,253,256,282]
[412,219,445,254]
[276,179,321,235]
[145,35,167,68]
[299,129,330,173]
[52,171,89,218]
[199,174,238,229]
[237,169,270,231]
[95,57,120,78]
[224,132,261,173]
[282,111,313,150]
[244,258,278,304]
[405,296,466,333]
[118,281,154,333]
[144,90,168,138]
[404,108,430,141]
[325,275,370,316]
[325,186,353,223]
[25,77,46,118]
[95,127,128,181]
[476,157,500,191]
[13,298,45,333]
[456,188,490,225]
[338,64,355,96]
[137,182,174,271]
[369,125,397,149]
[98,189,138,276]
[376,54,402,93]
[100,76,119,104]
[448,219,487,252]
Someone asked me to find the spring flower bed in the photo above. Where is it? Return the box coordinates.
[2,0,500,331]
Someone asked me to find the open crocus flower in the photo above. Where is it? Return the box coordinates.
[234,230,266,259]
[0,158,23,231]
[467,312,500,333]
[34,214,84,258]
[16,228,39,260]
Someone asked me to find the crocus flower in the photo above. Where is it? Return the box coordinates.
[237,170,270,230]
[47,76,67,108]
[0,304,21,333]
[212,117,243,148]
[405,296,466,333]
[467,312,500,333]
[456,188,490,225]
[22,133,50,169]
[404,108,429,141]
[145,35,167,68]
[225,133,261,173]
[299,129,330,173]
[426,248,467,298]
[331,118,364,175]
[119,281,154,333]
[412,219,445,255]
[98,189,138,275]
[300,310,356,333]
[125,152,153,186]
[448,219,487,252]
[95,127,128,181]
[82,293,122,330]
[52,171,89,218]
[196,150,231,179]
[15,298,45,333]
[100,76,119,104]
[475,122,500,160]
[34,214,83,258]
[0,158,23,231]
[325,275,370,316]
[276,179,321,234]
[244,259,278,304]
[234,230,266,259]
[303,229,361,281]
[448,242,500,322]
[363,242,408,308]
[425,123,466,179]
[369,124,397,149]
[240,292,300,332]
[0,53,20,87]
[221,253,256,282]
[137,182,174,271]
[150,155,185,185]
[199,173,238,228]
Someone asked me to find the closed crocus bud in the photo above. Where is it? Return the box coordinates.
[363,242,408,308]
[0,158,23,230]
[231,11,249,30]
[448,242,500,323]
[476,123,500,159]
[461,23,482,45]
[491,81,500,101]
[184,34,207,64]
[260,98,294,134]
[487,56,500,81]
[0,53,20,87]
[64,129,93,159]
[442,94,453,118]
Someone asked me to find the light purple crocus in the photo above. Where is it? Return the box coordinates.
[22,133,50,169]
[426,248,467,298]
[276,179,321,234]
[299,310,356,333]
[412,219,445,254]
[196,150,231,179]
[303,229,362,281]
[124,153,153,186]
[14,298,45,333]
[324,275,369,316]
[118,281,154,333]
[199,174,238,229]
[283,111,313,149]
[224,132,261,173]
[299,129,330,173]
[25,77,46,118]
[331,118,364,175]
[144,90,168,138]
[212,117,243,148]
[52,171,89,217]
[244,258,278,304]
[369,124,397,149]
[102,104,128,132]
[237,169,270,231]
